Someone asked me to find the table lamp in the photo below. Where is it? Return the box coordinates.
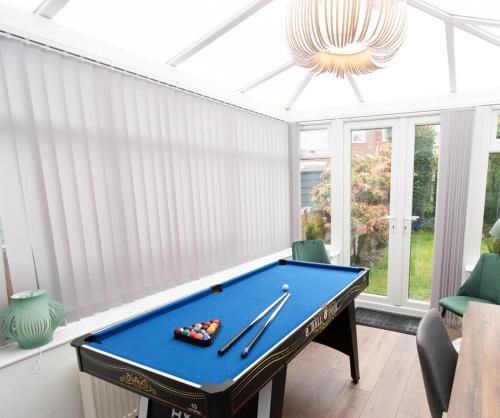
[490,218,500,239]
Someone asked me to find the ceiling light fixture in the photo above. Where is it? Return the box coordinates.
[286,0,407,78]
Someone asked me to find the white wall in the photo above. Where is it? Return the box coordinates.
[0,343,84,418]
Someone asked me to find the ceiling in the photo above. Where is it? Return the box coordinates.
[3,0,500,113]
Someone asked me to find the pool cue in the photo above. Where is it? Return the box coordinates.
[241,293,291,359]
[218,293,288,356]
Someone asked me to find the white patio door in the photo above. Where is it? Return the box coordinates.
[337,117,440,314]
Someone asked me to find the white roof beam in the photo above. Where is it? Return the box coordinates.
[34,0,71,19]
[454,24,500,48]
[445,22,457,93]
[408,0,500,48]
[346,73,364,103]
[168,0,275,66]
[450,15,500,28]
[239,60,294,93]
[284,72,314,110]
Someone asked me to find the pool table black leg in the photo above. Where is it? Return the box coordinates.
[270,365,287,417]
[235,365,287,418]
[313,301,360,383]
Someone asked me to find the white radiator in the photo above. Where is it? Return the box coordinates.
[79,373,139,418]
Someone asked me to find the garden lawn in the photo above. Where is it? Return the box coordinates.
[362,231,491,301]
[365,230,434,301]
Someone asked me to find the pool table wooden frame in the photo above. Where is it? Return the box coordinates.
[72,259,368,418]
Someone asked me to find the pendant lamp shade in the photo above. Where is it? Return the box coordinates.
[286,0,408,77]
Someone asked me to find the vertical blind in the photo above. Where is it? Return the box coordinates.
[431,108,475,324]
[0,35,290,321]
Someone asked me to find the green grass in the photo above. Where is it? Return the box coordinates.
[364,230,435,301]
[363,231,494,301]
[408,231,435,300]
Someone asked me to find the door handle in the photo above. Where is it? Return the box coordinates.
[403,216,419,233]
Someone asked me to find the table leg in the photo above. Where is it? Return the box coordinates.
[235,365,288,418]
[314,301,360,383]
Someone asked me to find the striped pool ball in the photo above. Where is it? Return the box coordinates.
[193,328,201,333]
[194,323,203,329]
[202,334,211,341]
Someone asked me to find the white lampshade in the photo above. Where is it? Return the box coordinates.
[490,218,500,239]
[286,0,407,77]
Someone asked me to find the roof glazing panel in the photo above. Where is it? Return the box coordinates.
[179,0,290,90]
[430,0,500,19]
[54,0,252,62]
[0,0,41,12]
[355,7,449,102]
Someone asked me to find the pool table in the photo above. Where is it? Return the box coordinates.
[72,259,368,418]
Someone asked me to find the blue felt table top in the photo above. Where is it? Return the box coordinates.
[86,260,364,386]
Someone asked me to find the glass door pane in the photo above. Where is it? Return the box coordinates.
[351,128,392,296]
[408,124,440,301]
[481,153,500,254]
[300,159,331,243]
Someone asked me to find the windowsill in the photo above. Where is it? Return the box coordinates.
[0,248,292,370]
[465,264,476,273]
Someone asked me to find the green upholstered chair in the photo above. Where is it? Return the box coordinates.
[439,253,500,318]
[292,240,331,264]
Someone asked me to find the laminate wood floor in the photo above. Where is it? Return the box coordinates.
[282,325,461,418]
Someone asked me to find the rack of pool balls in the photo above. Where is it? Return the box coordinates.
[174,319,222,347]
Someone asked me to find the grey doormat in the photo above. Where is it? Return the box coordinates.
[355,307,421,335]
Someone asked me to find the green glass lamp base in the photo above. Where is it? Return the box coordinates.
[0,289,65,350]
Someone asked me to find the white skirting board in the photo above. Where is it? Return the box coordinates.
[79,373,139,418]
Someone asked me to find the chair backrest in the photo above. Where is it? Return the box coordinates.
[416,309,458,418]
[292,240,330,264]
[458,253,500,304]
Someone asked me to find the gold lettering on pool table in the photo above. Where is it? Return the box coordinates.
[119,372,157,395]
[305,302,339,338]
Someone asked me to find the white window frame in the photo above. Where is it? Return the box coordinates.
[297,123,336,259]
[341,118,403,309]
[400,115,441,312]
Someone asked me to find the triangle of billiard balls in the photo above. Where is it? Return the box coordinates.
[174,319,221,346]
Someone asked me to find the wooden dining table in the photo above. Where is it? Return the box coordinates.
[446,302,500,418]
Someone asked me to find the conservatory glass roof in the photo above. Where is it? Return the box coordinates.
[2,0,500,112]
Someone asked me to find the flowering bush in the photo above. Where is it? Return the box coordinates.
[310,149,392,266]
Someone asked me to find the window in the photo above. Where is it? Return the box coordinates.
[300,129,329,153]
[481,153,500,253]
[350,128,392,296]
[300,159,331,243]
[408,124,440,301]
[496,115,500,140]
[351,130,366,144]
[299,129,331,244]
